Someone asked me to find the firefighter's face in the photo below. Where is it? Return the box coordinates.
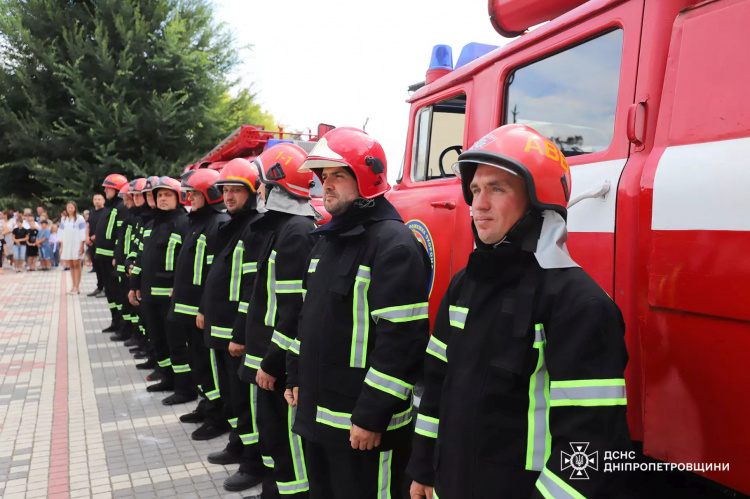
[470,164,530,245]
[223,185,250,213]
[132,193,145,207]
[122,196,135,209]
[188,190,205,210]
[156,189,177,210]
[105,187,117,199]
[146,192,156,208]
[320,167,359,216]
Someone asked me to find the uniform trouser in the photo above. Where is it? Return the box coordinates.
[117,273,134,338]
[193,343,225,427]
[165,322,197,396]
[257,387,308,498]
[97,257,121,324]
[305,440,410,499]
[142,299,174,379]
[92,251,105,290]
[213,347,264,475]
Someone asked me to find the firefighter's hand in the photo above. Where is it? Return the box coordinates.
[228,341,244,358]
[196,313,204,330]
[111,258,115,267]
[350,424,381,450]
[256,368,276,391]
[128,290,140,307]
[284,387,298,407]
[410,482,433,499]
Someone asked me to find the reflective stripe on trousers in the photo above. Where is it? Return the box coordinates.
[277,405,309,495]
[350,266,371,368]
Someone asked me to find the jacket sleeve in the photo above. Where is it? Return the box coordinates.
[286,249,317,390]
[350,243,431,434]
[260,229,315,380]
[531,294,630,499]
[129,237,144,290]
[405,279,456,487]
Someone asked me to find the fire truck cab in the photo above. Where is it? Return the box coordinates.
[387,0,750,493]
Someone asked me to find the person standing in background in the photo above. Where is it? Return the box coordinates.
[25,214,39,271]
[37,220,51,271]
[59,201,87,293]
[50,223,60,268]
[0,210,11,274]
[87,193,106,295]
[12,216,28,273]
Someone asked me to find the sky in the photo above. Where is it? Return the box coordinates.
[212,0,507,182]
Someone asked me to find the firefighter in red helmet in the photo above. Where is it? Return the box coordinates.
[286,128,431,498]
[96,173,129,333]
[407,125,630,499]
[196,158,267,493]
[167,169,229,418]
[232,143,317,498]
[128,177,189,396]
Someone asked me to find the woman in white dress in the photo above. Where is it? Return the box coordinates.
[59,200,87,294]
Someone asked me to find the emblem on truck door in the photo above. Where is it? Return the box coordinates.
[406,220,435,297]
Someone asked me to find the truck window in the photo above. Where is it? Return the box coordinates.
[504,29,623,157]
[412,93,466,181]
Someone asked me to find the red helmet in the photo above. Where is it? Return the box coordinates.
[152,177,185,204]
[215,157,259,192]
[102,174,129,191]
[129,178,148,193]
[181,169,223,205]
[118,183,131,199]
[300,127,389,199]
[454,124,572,218]
[256,143,313,199]
[142,175,160,192]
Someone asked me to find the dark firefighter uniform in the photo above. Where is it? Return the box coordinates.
[112,203,135,341]
[287,197,431,498]
[238,211,316,498]
[200,205,265,475]
[130,206,188,381]
[95,194,127,328]
[167,204,229,404]
[126,203,155,354]
[406,222,631,498]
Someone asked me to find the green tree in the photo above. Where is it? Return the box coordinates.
[0,0,275,207]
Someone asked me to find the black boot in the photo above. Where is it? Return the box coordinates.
[179,409,205,424]
[146,379,174,392]
[162,371,198,405]
[109,328,131,342]
[146,370,162,381]
[133,351,149,359]
[208,449,242,465]
[223,470,264,492]
[192,422,229,441]
[101,323,118,333]
[135,358,156,370]
[124,337,138,347]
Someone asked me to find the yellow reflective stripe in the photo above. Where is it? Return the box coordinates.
[415,414,439,438]
[448,305,468,329]
[426,335,447,363]
[350,266,371,368]
[371,302,429,323]
[550,379,626,407]
[364,367,413,400]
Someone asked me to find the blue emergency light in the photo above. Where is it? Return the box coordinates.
[428,44,453,71]
[455,42,499,70]
[264,139,294,150]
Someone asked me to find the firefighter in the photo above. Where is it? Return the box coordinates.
[285,128,431,499]
[125,177,158,369]
[128,177,189,392]
[109,183,137,342]
[196,158,266,492]
[165,168,229,410]
[96,173,129,333]
[235,144,317,498]
[407,125,631,499]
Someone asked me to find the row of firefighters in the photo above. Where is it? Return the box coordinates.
[92,125,630,499]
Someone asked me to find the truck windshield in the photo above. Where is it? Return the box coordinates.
[504,29,623,157]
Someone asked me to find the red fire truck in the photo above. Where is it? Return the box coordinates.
[386,0,750,494]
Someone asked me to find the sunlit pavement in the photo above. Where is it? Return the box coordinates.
[0,267,259,498]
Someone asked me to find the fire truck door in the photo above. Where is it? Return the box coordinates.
[500,1,644,296]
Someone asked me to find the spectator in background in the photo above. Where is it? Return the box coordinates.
[4,210,17,269]
[12,217,28,272]
[25,213,39,271]
[82,209,92,267]
[50,223,60,268]
[0,210,11,275]
[38,220,51,271]
[87,193,106,293]
[36,206,44,221]
[59,200,86,293]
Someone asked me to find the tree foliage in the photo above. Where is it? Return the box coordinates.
[0,0,276,208]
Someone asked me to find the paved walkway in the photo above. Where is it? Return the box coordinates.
[0,267,260,498]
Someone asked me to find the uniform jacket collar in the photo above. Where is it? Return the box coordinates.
[312,196,402,237]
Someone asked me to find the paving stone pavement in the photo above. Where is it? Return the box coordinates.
[0,268,261,498]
